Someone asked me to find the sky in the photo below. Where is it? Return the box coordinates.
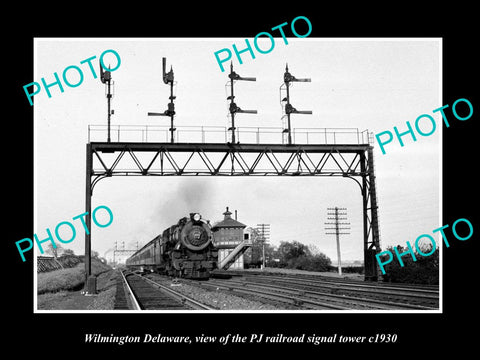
[34,38,441,264]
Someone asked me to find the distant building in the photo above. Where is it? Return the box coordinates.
[212,207,246,269]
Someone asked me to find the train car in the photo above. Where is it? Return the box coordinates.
[125,235,162,273]
[126,213,218,279]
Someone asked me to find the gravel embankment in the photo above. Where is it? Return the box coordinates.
[146,274,285,310]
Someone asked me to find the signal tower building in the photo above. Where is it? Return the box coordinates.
[212,207,247,269]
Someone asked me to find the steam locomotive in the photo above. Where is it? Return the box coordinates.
[126,213,218,279]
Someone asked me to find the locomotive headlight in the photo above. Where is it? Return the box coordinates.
[193,213,202,222]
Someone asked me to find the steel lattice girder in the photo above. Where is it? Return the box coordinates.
[89,142,370,177]
[85,141,381,281]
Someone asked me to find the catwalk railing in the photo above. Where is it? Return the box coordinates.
[88,125,373,145]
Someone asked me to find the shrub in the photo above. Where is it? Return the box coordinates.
[284,254,332,272]
[380,245,439,285]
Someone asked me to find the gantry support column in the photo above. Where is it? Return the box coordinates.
[362,146,381,281]
[84,143,96,294]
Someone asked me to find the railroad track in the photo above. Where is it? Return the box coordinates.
[119,270,214,310]
[185,278,352,310]
[184,273,439,310]
[237,274,439,309]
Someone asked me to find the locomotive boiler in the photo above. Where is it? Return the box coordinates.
[126,213,218,279]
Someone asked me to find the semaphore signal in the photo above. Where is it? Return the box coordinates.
[148,57,176,143]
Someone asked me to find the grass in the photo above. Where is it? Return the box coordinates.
[37,258,111,294]
[37,259,118,310]
[37,264,85,294]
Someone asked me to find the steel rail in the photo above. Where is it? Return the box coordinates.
[209,278,436,310]
[227,270,439,292]
[187,279,351,310]
[120,270,141,310]
[226,269,440,291]
[279,273,441,292]
[242,274,439,298]
[241,274,439,300]
[137,274,215,310]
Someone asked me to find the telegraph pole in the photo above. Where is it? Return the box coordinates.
[256,223,270,269]
[325,207,350,276]
[113,241,117,267]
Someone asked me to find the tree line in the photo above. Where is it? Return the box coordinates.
[244,239,439,284]
[44,243,102,261]
[244,240,333,272]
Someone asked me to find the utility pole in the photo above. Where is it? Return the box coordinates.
[256,223,270,269]
[113,240,117,267]
[325,207,350,276]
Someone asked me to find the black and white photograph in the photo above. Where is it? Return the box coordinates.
[7,6,478,355]
[33,37,441,313]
